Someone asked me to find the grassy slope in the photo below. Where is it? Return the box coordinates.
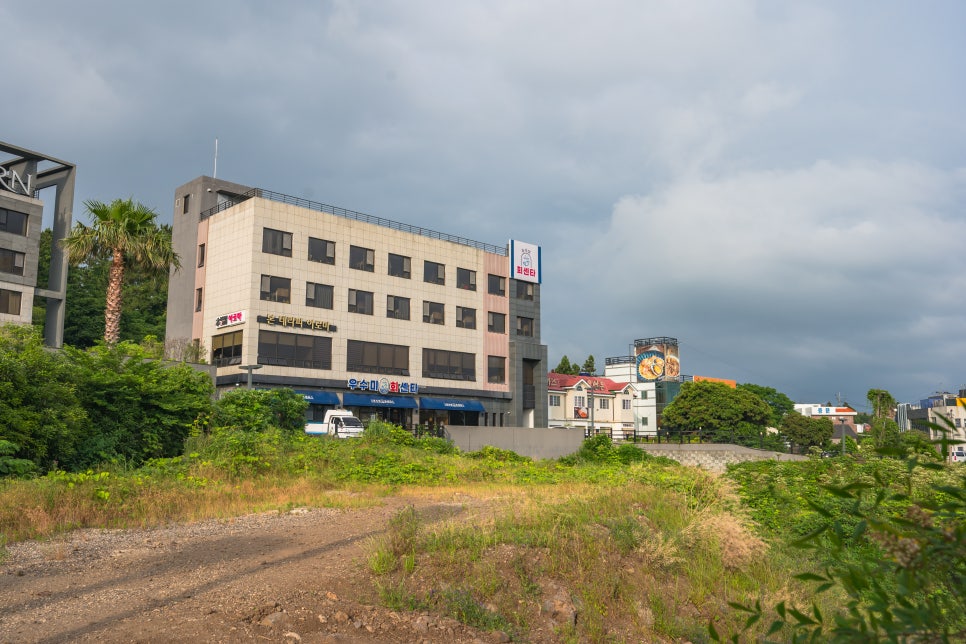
[0,428,828,642]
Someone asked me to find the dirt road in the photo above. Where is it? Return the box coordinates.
[0,496,500,644]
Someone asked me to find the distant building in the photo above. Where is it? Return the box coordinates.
[547,372,636,439]
[165,177,547,429]
[0,141,75,347]
[904,391,966,449]
[602,337,736,436]
[794,404,858,442]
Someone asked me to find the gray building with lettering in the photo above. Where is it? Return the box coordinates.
[0,142,75,347]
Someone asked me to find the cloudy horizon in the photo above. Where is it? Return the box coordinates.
[4,1,964,408]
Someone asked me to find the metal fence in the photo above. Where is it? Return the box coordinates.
[200,188,508,256]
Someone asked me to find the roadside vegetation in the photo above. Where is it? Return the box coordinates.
[1,323,964,641]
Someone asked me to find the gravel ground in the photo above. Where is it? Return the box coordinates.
[0,496,507,644]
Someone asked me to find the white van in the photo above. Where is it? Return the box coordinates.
[305,410,364,438]
[951,446,966,463]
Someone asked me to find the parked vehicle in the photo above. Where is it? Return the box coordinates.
[305,410,364,438]
[951,446,966,463]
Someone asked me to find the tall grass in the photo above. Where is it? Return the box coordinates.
[0,424,827,641]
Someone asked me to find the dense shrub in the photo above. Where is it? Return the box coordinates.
[211,388,307,433]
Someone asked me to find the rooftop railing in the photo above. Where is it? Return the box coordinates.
[200,188,508,256]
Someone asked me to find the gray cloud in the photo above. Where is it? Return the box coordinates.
[4,0,964,404]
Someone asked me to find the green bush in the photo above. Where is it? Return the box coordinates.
[211,388,307,433]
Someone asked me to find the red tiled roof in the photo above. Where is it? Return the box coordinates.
[547,372,630,394]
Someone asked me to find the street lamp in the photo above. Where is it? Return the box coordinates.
[240,364,262,389]
[838,416,847,456]
[588,383,596,435]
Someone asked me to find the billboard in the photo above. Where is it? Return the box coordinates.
[509,240,541,284]
[692,375,737,388]
[634,337,680,382]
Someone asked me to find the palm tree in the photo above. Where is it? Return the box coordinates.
[62,198,180,345]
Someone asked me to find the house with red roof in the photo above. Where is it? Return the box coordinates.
[547,372,637,439]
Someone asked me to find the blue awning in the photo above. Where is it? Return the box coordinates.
[343,393,418,408]
[419,397,486,412]
[294,390,340,405]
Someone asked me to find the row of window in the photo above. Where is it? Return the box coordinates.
[549,395,633,410]
[253,228,535,299]
[211,330,507,383]
[0,208,29,236]
[197,276,535,335]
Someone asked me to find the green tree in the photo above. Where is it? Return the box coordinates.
[661,381,775,448]
[0,324,87,471]
[65,341,214,467]
[211,388,308,433]
[737,383,794,427]
[62,199,179,345]
[581,355,597,375]
[554,355,577,374]
[867,388,897,420]
[779,411,833,452]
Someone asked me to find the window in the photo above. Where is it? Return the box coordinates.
[0,288,22,315]
[516,316,534,337]
[457,268,477,291]
[258,330,332,369]
[515,280,534,300]
[423,348,475,381]
[642,417,649,426]
[574,395,585,408]
[487,356,506,383]
[348,289,374,315]
[195,288,203,312]
[487,312,506,334]
[306,282,334,309]
[549,395,561,407]
[641,391,649,400]
[387,295,410,320]
[211,330,243,366]
[260,275,291,303]
[600,399,610,410]
[262,228,293,257]
[0,208,28,236]
[182,193,190,214]
[347,340,409,375]
[308,237,335,264]
[388,253,411,278]
[197,243,205,268]
[456,306,476,329]
[487,274,506,296]
[623,399,631,410]
[350,245,374,272]
[423,301,444,325]
[0,248,25,276]
[424,260,445,285]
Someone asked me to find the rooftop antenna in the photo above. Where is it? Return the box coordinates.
[213,138,218,179]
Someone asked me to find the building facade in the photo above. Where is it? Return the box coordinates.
[904,392,966,449]
[0,141,75,347]
[547,372,636,438]
[165,177,547,429]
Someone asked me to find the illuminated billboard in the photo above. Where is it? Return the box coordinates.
[509,240,541,284]
[634,337,680,382]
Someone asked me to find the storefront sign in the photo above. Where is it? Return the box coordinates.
[0,167,33,196]
[257,314,337,332]
[215,310,246,328]
[347,377,418,395]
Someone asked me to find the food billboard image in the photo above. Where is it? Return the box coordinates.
[634,337,680,382]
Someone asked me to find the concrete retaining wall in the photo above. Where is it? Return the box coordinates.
[639,443,807,473]
[444,426,585,460]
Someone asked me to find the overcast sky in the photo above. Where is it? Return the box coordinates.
[5,1,965,408]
